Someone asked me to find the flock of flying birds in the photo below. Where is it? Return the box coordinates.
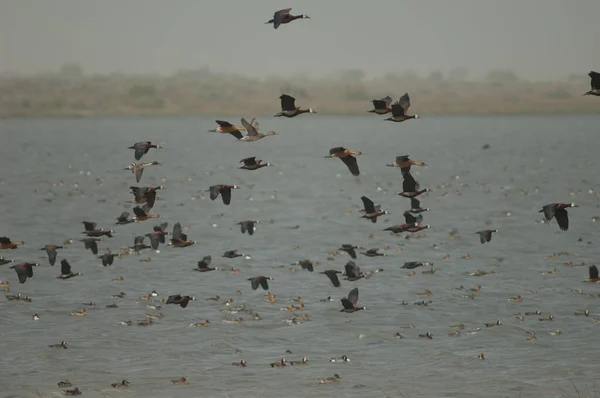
[2,7,600,394]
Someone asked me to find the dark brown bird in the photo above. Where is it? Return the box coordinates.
[475,229,498,244]
[360,196,389,223]
[207,184,239,205]
[58,259,80,279]
[386,155,427,171]
[274,94,316,117]
[408,197,430,214]
[248,275,273,290]
[195,255,216,272]
[82,221,114,238]
[132,204,160,222]
[344,261,366,282]
[223,250,244,258]
[321,270,342,287]
[130,185,164,207]
[129,141,161,161]
[209,120,245,140]
[238,220,258,235]
[368,96,392,115]
[588,265,600,282]
[340,287,366,313]
[0,257,14,265]
[99,252,119,266]
[338,244,358,259]
[80,237,101,255]
[265,8,310,29]
[397,171,430,198]
[239,157,272,171]
[0,236,25,250]
[539,203,578,231]
[385,93,420,122]
[293,259,318,272]
[10,262,39,284]
[361,248,385,257]
[146,222,169,250]
[325,147,362,176]
[131,236,151,252]
[584,71,600,96]
[40,244,63,266]
[169,222,195,247]
[166,294,196,308]
[115,212,134,225]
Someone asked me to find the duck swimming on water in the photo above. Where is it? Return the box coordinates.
[325,147,362,176]
[274,94,315,118]
[265,8,310,29]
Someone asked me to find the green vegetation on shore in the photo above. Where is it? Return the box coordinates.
[0,65,598,118]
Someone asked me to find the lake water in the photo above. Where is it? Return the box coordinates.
[0,114,599,398]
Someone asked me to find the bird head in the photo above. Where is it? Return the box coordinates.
[308,108,317,114]
[414,114,421,119]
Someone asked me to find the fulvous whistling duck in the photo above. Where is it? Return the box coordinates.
[171,377,189,384]
[584,71,600,96]
[320,270,342,288]
[318,374,342,384]
[0,236,24,250]
[209,120,246,140]
[195,255,216,272]
[82,221,114,238]
[10,262,39,284]
[207,184,239,205]
[240,118,277,141]
[166,294,196,308]
[476,229,498,244]
[361,248,385,257]
[58,259,80,279]
[239,157,272,170]
[190,320,211,327]
[589,265,600,282]
[132,204,160,222]
[338,244,358,259]
[115,211,134,225]
[130,185,164,207]
[385,93,420,122]
[123,161,161,183]
[49,341,68,349]
[397,171,430,198]
[360,196,389,223]
[70,308,86,316]
[248,275,273,290]
[539,203,578,231]
[232,359,247,367]
[368,96,392,115]
[99,251,119,266]
[325,147,362,176]
[111,380,129,388]
[170,222,195,247]
[238,220,258,235]
[408,197,430,214]
[386,155,427,171]
[340,287,366,313]
[293,259,317,272]
[274,94,315,118]
[265,8,310,29]
[40,244,63,266]
[477,353,485,360]
[129,141,161,161]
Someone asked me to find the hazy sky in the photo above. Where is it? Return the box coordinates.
[1,0,599,80]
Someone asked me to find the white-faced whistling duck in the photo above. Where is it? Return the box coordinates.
[402,261,432,270]
[248,275,273,290]
[10,262,39,284]
[290,356,308,365]
[131,236,151,252]
[340,287,366,313]
[115,212,134,225]
[209,120,246,140]
[99,252,119,266]
[361,248,385,257]
[274,94,316,118]
[111,380,129,388]
[240,118,277,141]
[232,359,247,367]
[318,374,342,384]
[123,161,161,183]
[398,171,430,198]
[80,237,101,255]
[330,355,350,363]
[239,157,272,171]
[385,93,420,122]
[368,96,392,115]
[320,270,342,288]
[40,244,63,266]
[0,256,13,265]
[132,204,160,222]
[0,236,24,250]
[238,220,258,235]
[407,224,431,233]
[130,185,164,206]
[147,222,169,246]
[386,155,427,171]
[539,203,578,231]
[207,184,239,205]
[360,196,389,223]
[383,220,418,234]
[338,244,358,259]
[58,259,80,279]
[196,255,216,272]
[166,294,196,308]
[128,141,161,161]
[475,229,498,244]
[408,197,430,214]
[588,265,600,282]
[584,71,600,96]
[64,387,81,396]
[325,147,362,176]
[49,340,68,349]
[170,222,195,247]
[82,221,114,238]
[265,8,310,29]
[223,250,243,258]
[344,261,369,281]
[403,211,424,227]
